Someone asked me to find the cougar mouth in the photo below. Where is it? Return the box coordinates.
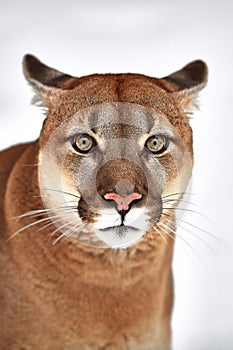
[99,225,139,237]
[93,208,148,248]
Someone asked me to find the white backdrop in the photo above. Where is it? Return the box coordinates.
[1,0,233,349]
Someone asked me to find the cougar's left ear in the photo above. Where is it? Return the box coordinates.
[163,60,208,113]
[23,54,74,106]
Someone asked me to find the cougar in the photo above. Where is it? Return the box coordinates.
[0,55,207,350]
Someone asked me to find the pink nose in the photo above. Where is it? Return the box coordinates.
[104,192,142,211]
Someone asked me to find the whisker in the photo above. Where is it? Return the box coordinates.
[16,206,77,220]
[38,212,77,232]
[152,224,168,244]
[177,218,229,248]
[59,200,79,206]
[162,213,221,249]
[49,221,75,240]
[161,217,216,255]
[162,193,208,207]
[33,192,80,204]
[39,219,58,231]
[8,215,60,241]
[42,188,80,200]
[162,198,199,208]
[15,209,49,219]
[163,206,212,222]
[53,223,82,245]
[157,221,206,269]
[162,192,196,199]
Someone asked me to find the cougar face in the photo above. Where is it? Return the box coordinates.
[24,55,207,249]
[38,101,192,249]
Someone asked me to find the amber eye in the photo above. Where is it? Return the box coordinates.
[145,135,168,155]
[72,134,95,153]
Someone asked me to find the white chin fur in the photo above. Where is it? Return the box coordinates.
[93,208,148,249]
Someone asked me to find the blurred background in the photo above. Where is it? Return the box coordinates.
[1,0,232,348]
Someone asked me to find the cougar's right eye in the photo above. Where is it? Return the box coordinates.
[71,134,96,153]
[145,135,168,155]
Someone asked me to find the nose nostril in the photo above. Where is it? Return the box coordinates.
[104,192,142,211]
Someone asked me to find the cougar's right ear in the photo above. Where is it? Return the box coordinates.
[23,54,74,106]
[163,60,208,113]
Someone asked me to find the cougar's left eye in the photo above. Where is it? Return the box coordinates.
[72,134,95,153]
[145,135,168,155]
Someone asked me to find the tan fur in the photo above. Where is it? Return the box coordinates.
[0,56,207,350]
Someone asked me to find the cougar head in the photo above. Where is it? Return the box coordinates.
[23,55,207,249]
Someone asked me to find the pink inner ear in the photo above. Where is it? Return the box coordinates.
[104,192,142,211]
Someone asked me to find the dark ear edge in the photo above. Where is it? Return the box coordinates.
[163,60,208,91]
[23,54,73,90]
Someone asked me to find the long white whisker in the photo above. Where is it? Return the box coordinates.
[158,221,206,269]
[15,209,50,219]
[163,206,212,223]
[8,215,61,241]
[162,192,196,199]
[53,223,82,245]
[16,206,77,220]
[38,213,76,232]
[42,188,80,200]
[49,221,75,239]
[162,198,199,208]
[162,193,208,207]
[177,218,229,248]
[161,217,216,255]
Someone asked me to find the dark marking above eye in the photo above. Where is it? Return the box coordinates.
[90,127,98,134]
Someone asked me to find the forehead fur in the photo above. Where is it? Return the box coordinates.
[39,74,192,153]
[46,74,180,117]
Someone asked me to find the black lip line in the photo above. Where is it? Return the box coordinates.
[99,225,139,232]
